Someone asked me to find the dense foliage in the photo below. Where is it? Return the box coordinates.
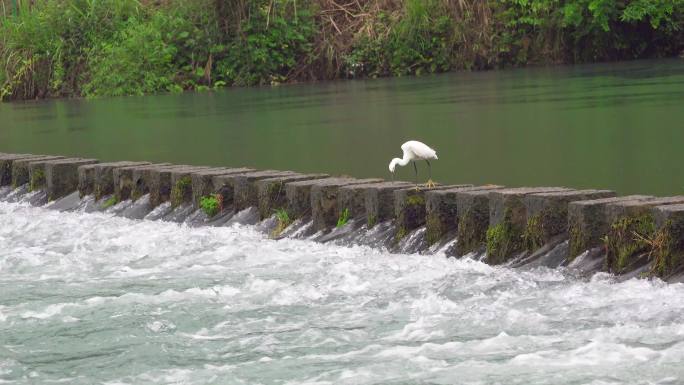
[1,0,682,100]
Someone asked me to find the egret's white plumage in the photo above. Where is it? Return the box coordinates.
[388,140,438,188]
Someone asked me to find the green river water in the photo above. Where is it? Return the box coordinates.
[1,59,683,196]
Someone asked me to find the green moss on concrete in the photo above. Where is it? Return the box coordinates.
[603,213,655,273]
[171,176,192,207]
[395,226,408,242]
[648,222,678,278]
[568,223,585,261]
[485,208,523,264]
[523,214,544,252]
[406,195,425,206]
[30,169,45,192]
[457,208,484,255]
[426,214,443,246]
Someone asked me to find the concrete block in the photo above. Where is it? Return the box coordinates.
[168,167,223,208]
[113,163,172,202]
[310,177,384,231]
[11,155,64,188]
[336,181,412,226]
[363,181,415,228]
[394,185,471,241]
[233,170,298,212]
[92,161,150,200]
[651,204,684,278]
[602,196,684,273]
[523,189,616,252]
[0,153,41,186]
[486,187,571,264]
[147,165,201,207]
[191,168,254,209]
[45,158,99,201]
[256,173,329,220]
[567,195,654,260]
[424,185,499,246]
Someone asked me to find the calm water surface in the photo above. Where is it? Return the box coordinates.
[1,59,683,195]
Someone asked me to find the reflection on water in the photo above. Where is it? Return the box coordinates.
[1,59,683,195]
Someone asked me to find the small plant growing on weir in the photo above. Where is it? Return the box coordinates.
[603,213,656,273]
[337,208,350,228]
[30,169,45,192]
[272,208,292,236]
[200,194,223,217]
[171,177,192,207]
[102,196,118,209]
[523,214,545,252]
[367,214,377,228]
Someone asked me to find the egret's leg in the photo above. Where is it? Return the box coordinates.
[425,160,436,188]
[413,161,420,190]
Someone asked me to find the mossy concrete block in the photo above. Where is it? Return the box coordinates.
[168,167,217,208]
[567,195,654,260]
[92,161,150,201]
[129,164,183,204]
[45,158,99,201]
[454,187,514,256]
[652,204,684,279]
[11,156,64,188]
[602,196,684,273]
[424,185,495,246]
[393,185,463,240]
[148,165,201,207]
[286,177,366,220]
[0,153,41,186]
[256,173,329,219]
[77,164,97,198]
[605,196,684,224]
[311,178,384,231]
[337,181,412,225]
[363,181,415,228]
[523,189,616,252]
[486,187,571,264]
[191,168,254,208]
[113,163,172,202]
[233,171,299,212]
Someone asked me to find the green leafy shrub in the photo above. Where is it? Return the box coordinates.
[273,208,292,236]
[199,193,223,217]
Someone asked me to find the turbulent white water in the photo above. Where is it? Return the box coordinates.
[2,199,684,385]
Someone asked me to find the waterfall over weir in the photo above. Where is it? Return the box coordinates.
[2,183,607,277]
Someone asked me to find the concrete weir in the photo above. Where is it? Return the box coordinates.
[3,150,684,280]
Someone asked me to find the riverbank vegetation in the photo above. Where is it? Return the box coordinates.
[1,0,683,100]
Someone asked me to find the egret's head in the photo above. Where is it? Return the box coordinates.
[389,158,399,173]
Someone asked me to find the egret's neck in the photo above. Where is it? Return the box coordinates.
[394,156,410,167]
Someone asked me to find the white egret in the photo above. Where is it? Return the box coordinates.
[389,140,438,188]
